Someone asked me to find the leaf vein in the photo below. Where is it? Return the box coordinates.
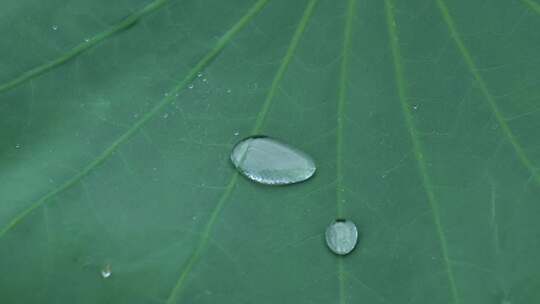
[0,0,171,94]
[436,0,540,186]
[384,0,460,303]
[0,0,268,239]
[164,0,318,302]
[521,0,540,15]
[336,0,356,304]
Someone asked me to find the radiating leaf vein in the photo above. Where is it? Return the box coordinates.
[336,0,357,303]
[436,0,540,186]
[164,0,318,302]
[0,0,269,239]
[0,0,171,94]
[521,0,540,14]
[384,0,459,303]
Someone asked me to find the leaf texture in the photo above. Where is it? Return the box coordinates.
[1,0,540,303]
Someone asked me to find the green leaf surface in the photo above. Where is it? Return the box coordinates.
[1,0,540,303]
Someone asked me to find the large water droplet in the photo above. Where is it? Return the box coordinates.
[325,219,358,255]
[230,136,316,185]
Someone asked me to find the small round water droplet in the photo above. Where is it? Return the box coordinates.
[188,84,194,89]
[15,144,21,149]
[230,136,316,185]
[226,89,232,94]
[202,78,207,83]
[51,25,58,31]
[164,92,169,97]
[101,264,112,278]
[325,219,358,255]
[412,104,419,111]
[84,38,90,42]
[234,131,239,136]
[163,113,169,119]
[197,73,203,78]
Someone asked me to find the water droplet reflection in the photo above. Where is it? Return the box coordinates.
[101,264,112,278]
[230,136,316,185]
[325,219,358,255]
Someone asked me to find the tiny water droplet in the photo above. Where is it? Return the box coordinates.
[84,38,90,42]
[51,25,58,31]
[101,264,112,278]
[15,144,21,149]
[234,131,239,136]
[226,89,232,94]
[175,93,179,97]
[412,104,419,111]
[163,113,169,119]
[197,73,203,78]
[192,216,197,221]
[164,92,169,97]
[230,136,316,185]
[202,78,207,83]
[188,84,194,89]
[325,219,358,255]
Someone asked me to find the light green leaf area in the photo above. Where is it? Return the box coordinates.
[1,0,540,303]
